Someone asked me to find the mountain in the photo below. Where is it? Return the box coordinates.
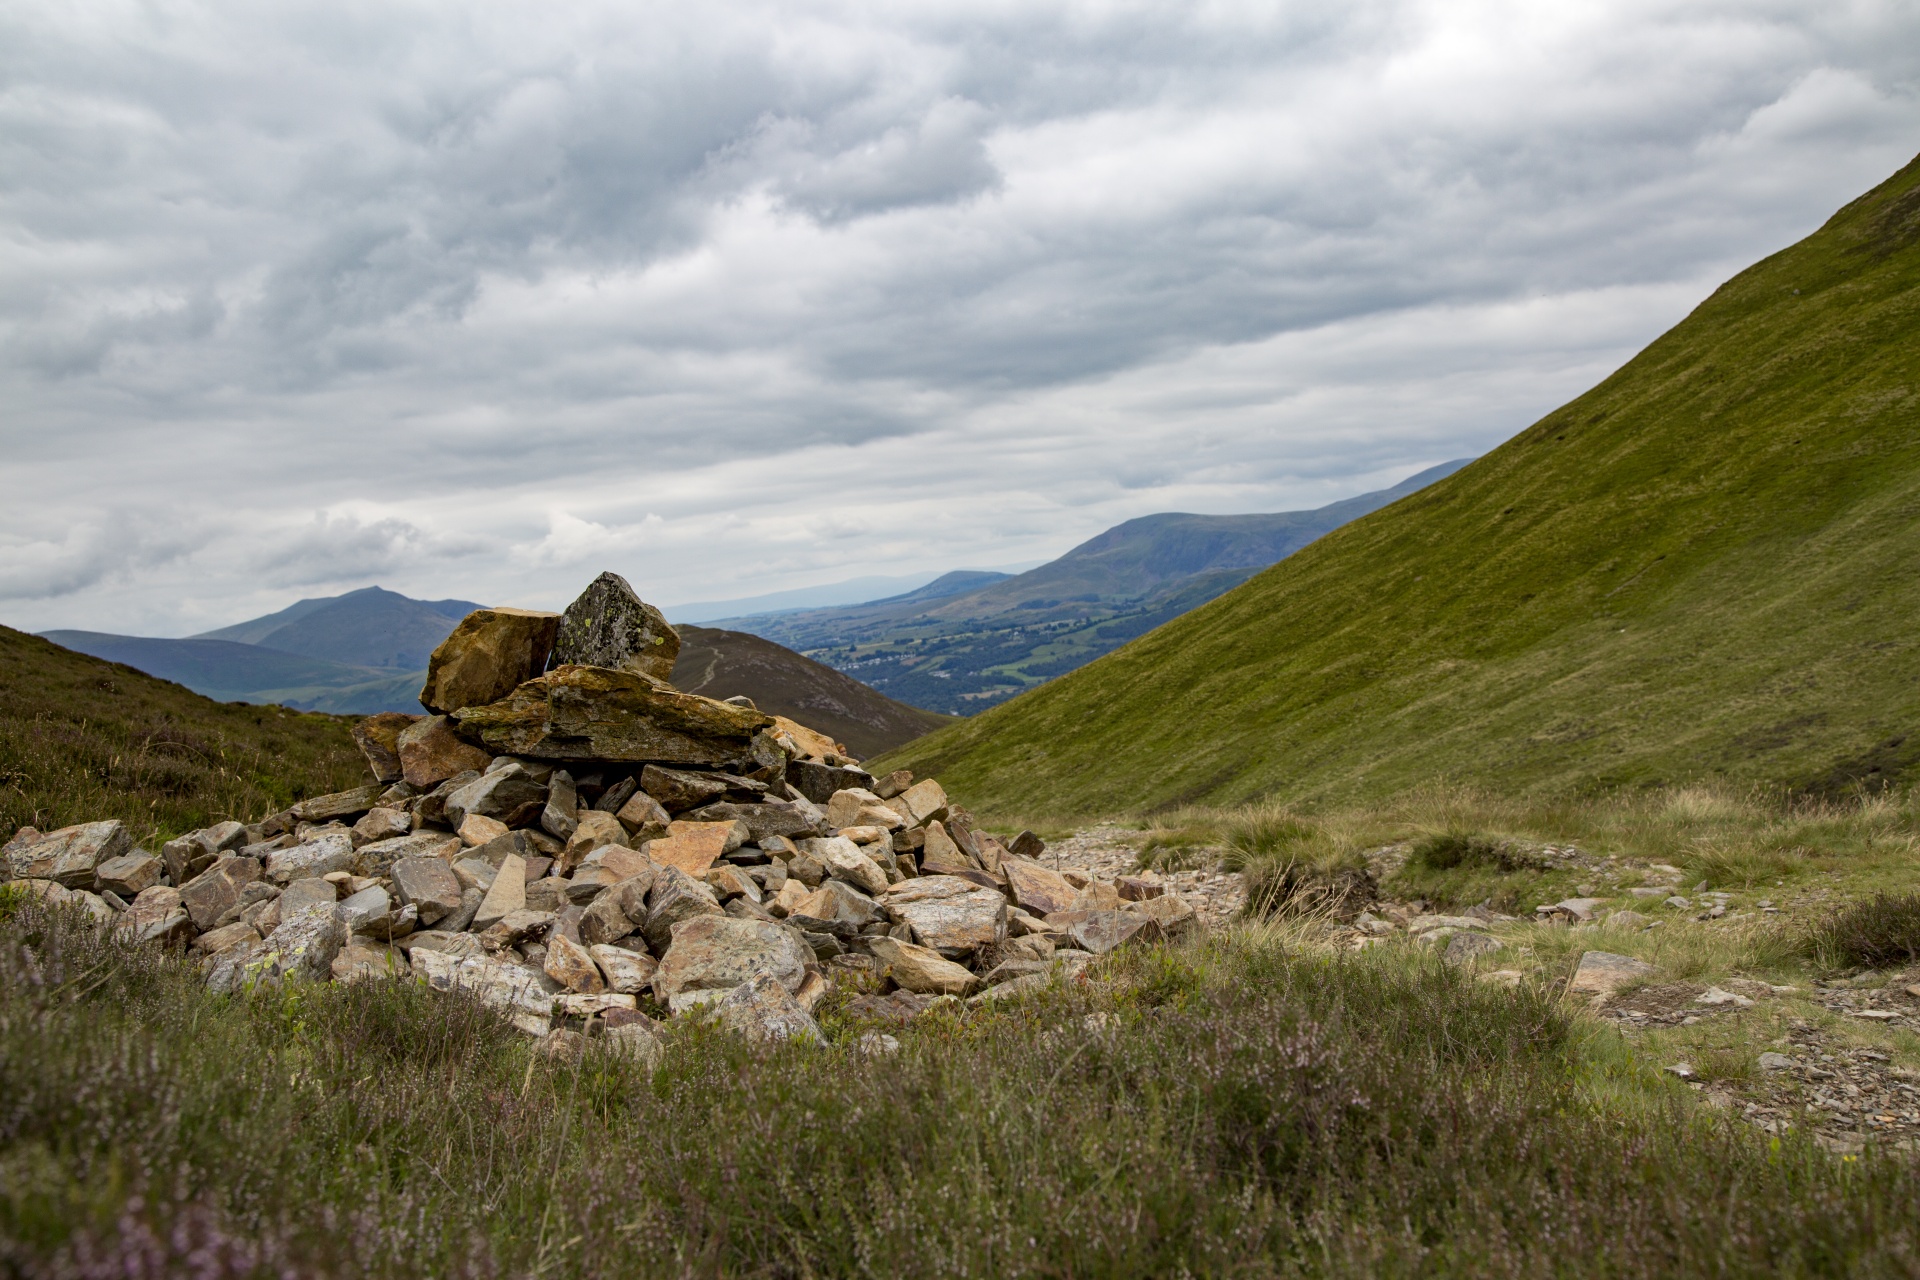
[42,591,952,755]
[663,571,1013,623]
[877,153,1920,817]
[195,586,485,669]
[672,627,955,758]
[720,460,1470,715]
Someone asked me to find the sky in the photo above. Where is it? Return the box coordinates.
[2,0,1917,636]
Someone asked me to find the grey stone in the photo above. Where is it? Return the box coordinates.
[710,970,822,1044]
[411,948,560,1036]
[867,935,979,995]
[652,914,812,1013]
[278,877,339,919]
[785,760,875,805]
[349,807,411,848]
[293,785,386,824]
[453,666,770,767]
[641,865,724,952]
[551,571,681,682]
[178,856,263,931]
[332,942,410,983]
[682,801,825,844]
[254,904,348,985]
[443,767,547,830]
[804,836,890,896]
[263,833,355,884]
[1442,932,1504,965]
[338,884,393,932]
[786,878,886,939]
[390,857,464,926]
[1758,1052,1795,1072]
[541,769,579,841]
[880,876,1008,958]
[1566,950,1658,997]
[471,853,528,932]
[6,821,131,888]
[94,851,163,898]
[590,944,658,994]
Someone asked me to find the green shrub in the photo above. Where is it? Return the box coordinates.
[1408,832,1547,873]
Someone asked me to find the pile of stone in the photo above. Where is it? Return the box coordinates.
[1,572,1197,1052]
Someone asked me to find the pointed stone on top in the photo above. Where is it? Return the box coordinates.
[551,571,680,682]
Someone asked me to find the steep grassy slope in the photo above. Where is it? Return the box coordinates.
[883,154,1920,818]
[0,627,370,846]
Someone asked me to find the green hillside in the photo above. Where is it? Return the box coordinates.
[881,153,1920,818]
[0,626,371,847]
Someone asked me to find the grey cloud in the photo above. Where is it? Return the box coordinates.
[0,0,1915,633]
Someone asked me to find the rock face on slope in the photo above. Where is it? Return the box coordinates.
[5,571,1201,1054]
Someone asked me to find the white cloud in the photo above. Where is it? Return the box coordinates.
[0,0,1915,634]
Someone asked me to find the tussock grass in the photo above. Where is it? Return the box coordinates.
[6,899,1920,1277]
[1805,894,1920,972]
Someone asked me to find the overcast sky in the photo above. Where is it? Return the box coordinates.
[3,0,1916,635]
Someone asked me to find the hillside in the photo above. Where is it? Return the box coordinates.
[672,626,955,759]
[0,625,370,846]
[881,153,1920,818]
[44,629,434,715]
[195,585,483,669]
[727,461,1468,714]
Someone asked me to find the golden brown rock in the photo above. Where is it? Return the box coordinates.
[351,712,420,783]
[420,607,561,715]
[397,715,492,789]
[452,665,770,765]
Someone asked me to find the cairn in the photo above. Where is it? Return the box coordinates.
[0,572,1199,1052]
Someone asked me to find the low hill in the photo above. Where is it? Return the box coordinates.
[725,461,1468,714]
[0,625,370,846]
[672,626,954,757]
[43,630,431,715]
[880,154,1920,818]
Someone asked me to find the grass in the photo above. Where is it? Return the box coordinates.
[880,151,1920,818]
[8,898,1920,1277]
[1806,894,1920,971]
[0,626,372,849]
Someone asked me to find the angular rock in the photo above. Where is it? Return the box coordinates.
[711,970,822,1044]
[1002,858,1077,917]
[640,765,731,813]
[293,785,385,824]
[452,857,497,893]
[786,759,875,805]
[351,807,411,848]
[770,715,847,764]
[920,821,975,872]
[444,766,547,830]
[576,843,654,885]
[564,810,630,870]
[355,831,460,878]
[544,933,606,994]
[1116,875,1164,902]
[645,820,746,878]
[766,878,811,918]
[6,821,131,888]
[1122,892,1200,941]
[337,884,394,932]
[458,814,511,848]
[1443,932,1504,965]
[803,836,889,896]
[593,776,639,814]
[871,769,913,800]
[454,665,771,766]
[278,876,339,919]
[1060,909,1162,955]
[471,853,527,932]
[411,949,559,1036]
[541,769,579,841]
[190,921,260,957]
[551,571,680,681]
[420,607,561,715]
[255,904,348,985]
[614,788,672,839]
[641,866,725,952]
[525,877,571,913]
[867,935,979,996]
[652,914,812,1013]
[706,863,761,902]
[478,909,554,951]
[888,778,949,828]
[1008,830,1045,860]
[179,856,263,931]
[398,930,485,960]
[352,711,420,783]
[264,833,355,884]
[590,944,658,995]
[826,788,887,829]
[680,801,825,844]
[390,856,463,926]
[880,876,1007,957]
[332,942,410,983]
[119,886,192,944]
[1566,950,1658,997]
[786,879,886,938]
[159,821,248,885]
[94,851,163,898]
[397,717,493,789]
